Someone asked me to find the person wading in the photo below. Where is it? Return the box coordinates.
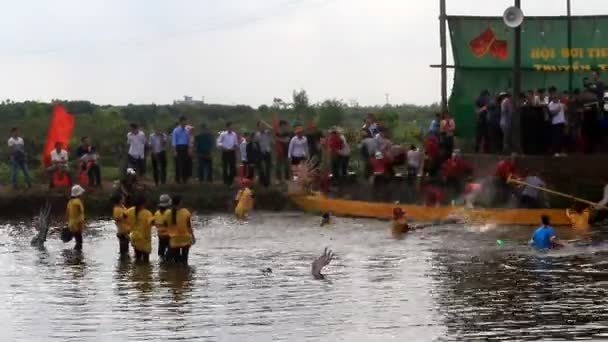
[154,194,172,260]
[126,195,154,263]
[217,122,239,186]
[65,185,86,251]
[530,215,563,250]
[112,193,130,257]
[168,195,195,264]
[172,116,192,184]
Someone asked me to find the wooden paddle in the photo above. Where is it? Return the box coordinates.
[507,175,608,210]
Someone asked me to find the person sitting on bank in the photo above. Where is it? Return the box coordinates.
[530,215,562,250]
[76,136,101,187]
[519,170,547,209]
[566,202,591,231]
[391,208,409,238]
[47,141,72,188]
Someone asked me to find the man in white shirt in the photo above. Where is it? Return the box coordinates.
[548,87,567,156]
[47,141,72,188]
[288,127,309,167]
[149,128,168,186]
[406,144,422,181]
[127,123,147,176]
[520,170,546,208]
[7,127,31,189]
[217,122,239,186]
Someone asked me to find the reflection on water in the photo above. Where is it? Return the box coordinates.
[1,214,608,341]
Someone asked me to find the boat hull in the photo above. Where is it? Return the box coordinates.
[289,194,570,225]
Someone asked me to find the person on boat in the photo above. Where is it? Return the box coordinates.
[566,202,591,231]
[591,181,608,224]
[155,194,172,260]
[519,170,547,209]
[391,208,409,238]
[441,150,473,202]
[530,215,563,250]
[168,195,195,264]
[235,178,254,219]
[494,153,518,206]
[126,195,154,263]
[65,185,86,251]
[111,193,130,257]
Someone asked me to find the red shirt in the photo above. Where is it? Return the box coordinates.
[424,136,440,159]
[441,157,473,180]
[495,160,516,179]
[370,158,387,174]
[327,134,343,153]
[425,185,444,206]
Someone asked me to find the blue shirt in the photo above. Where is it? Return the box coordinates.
[172,126,190,146]
[531,225,556,249]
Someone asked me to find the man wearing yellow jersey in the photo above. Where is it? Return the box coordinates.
[126,195,154,262]
[391,207,409,238]
[566,202,591,231]
[168,195,195,264]
[111,193,130,256]
[155,194,172,260]
[66,185,86,251]
[234,178,254,219]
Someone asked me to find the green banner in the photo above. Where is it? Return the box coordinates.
[447,15,608,140]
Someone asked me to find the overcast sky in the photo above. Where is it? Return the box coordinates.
[0,0,605,107]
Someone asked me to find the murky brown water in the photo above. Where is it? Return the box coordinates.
[1,213,608,341]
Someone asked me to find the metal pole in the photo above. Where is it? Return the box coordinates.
[511,0,522,153]
[567,0,573,94]
[439,0,448,113]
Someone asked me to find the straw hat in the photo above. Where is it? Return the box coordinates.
[71,185,85,197]
[158,194,172,208]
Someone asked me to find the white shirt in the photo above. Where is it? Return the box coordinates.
[239,139,248,162]
[522,176,545,199]
[127,130,147,158]
[597,184,608,208]
[50,149,68,163]
[148,133,167,154]
[8,137,25,154]
[338,135,351,156]
[217,131,238,150]
[407,149,422,169]
[288,136,308,159]
[548,100,566,125]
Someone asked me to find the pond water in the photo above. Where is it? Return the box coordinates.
[1,213,608,341]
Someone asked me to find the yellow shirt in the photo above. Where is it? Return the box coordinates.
[67,198,85,232]
[126,207,154,254]
[235,187,254,219]
[113,205,129,235]
[154,209,171,237]
[566,209,591,231]
[169,208,193,248]
[391,218,409,237]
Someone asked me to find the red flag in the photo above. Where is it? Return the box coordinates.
[42,104,75,167]
[469,28,496,57]
[490,39,508,60]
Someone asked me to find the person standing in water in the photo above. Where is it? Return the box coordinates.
[530,215,562,250]
[155,194,172,261]
[168,195,194,264]
[66,185,86,251]
[234,178,254,220]
[391,208,409,238]
[126,195,154,262]
[111,193,130,257]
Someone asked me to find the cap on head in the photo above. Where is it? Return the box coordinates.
[158,194,172,208]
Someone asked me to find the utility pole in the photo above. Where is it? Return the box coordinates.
[385,93,390,106]
[439,0,448,113]
[511,0,522,153]
[567,0,573,94]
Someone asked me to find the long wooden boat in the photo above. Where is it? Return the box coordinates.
[289,193,570,226]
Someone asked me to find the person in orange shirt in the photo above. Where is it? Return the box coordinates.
[391,208,409,238]
[566,202,591,231]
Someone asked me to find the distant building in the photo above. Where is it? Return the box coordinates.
[173,96,205,105]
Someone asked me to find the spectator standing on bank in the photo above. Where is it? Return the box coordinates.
[439,112,455,159]
[288,127,308,167]
[500,92,513,153]
[359,129,379,179]
[246,132,261,180]
[127,123,147,176]
[149,128,168,186]
[406,145,422,182]
[172,116,192,184]
[590,70,605,104]
[475,90,491,153]
[429,113,441,137]
[275,120,292,184]
[327,128,343,179]
[337,128,351,178]
[195,124,215,183]
[7,127,31,189]
[548,87,567,156]
[306,122,323,166]
[254,121,272,187]
[487,93,502,153]
[217,122,239,186]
